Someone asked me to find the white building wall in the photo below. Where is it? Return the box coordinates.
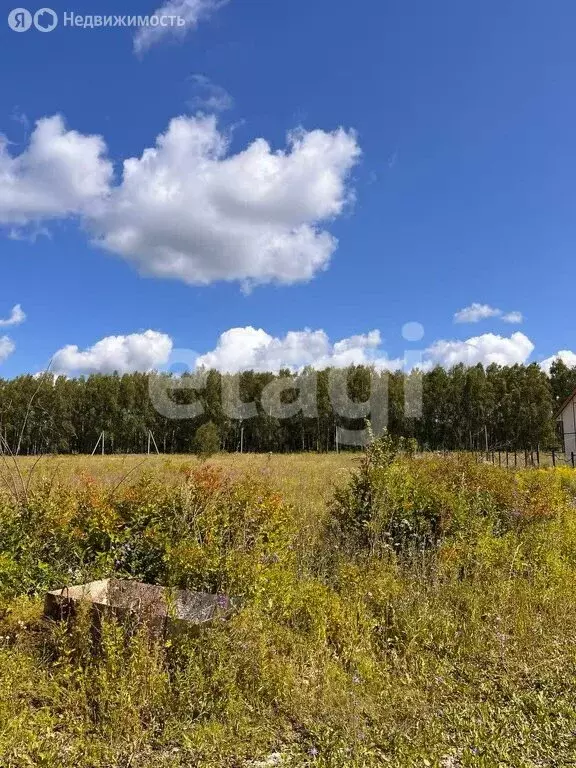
[561,395,576,459]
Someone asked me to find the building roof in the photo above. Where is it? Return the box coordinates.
[556,386,576,418]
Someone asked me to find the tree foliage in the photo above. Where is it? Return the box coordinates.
[193,421,221,457]
[0,361,572,454]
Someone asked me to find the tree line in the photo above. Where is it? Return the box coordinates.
[0,359,574,455]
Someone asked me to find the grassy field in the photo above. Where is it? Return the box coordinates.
[6,451,358,498]
[1,447,576,767]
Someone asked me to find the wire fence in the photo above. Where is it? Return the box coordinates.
[473,448,576,469]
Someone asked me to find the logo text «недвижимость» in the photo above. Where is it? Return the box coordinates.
[7,8,186,32]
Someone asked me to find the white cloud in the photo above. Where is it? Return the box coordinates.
[425,332,534,368]
[195,327,403,373]
[502,311,523,324]
[0,115,112,225]
[187,74,233,112]
[0,336,15,364]
[134,0,229,54]
[540,350,576,374]
[51,330,173,376]
[454,303,523,325]
[90,115,360,288]
[0,304,26,327]
[454,303,501,323]
[44,326,551,378]
[0,113,360,289]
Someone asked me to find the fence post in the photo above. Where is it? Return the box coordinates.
[506,451,509,468]
[572,452,575,469]
[498,451,501,467]
[552,449,556,468]
[536,446,540,467]
[514,451,517,468]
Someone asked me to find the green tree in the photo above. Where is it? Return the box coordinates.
[549,359,576,406]
[193,421,221,457]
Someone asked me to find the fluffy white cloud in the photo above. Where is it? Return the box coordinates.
[134,0,229,54]
[0,113,359,288]
[193,327,538,373]
[540,350,576,374]
[195,327,403,373]
[90,115,360,287]
[425,332,534,368]
[44,326,551,378]
[0,336,15,364]
[0,304,26,327]
[0,115,112,225]
[454,303,523,324]
[51,330,173,376]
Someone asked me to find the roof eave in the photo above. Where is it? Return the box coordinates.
[556,386,576,418]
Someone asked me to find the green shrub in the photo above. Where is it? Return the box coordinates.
[331,442,574,555]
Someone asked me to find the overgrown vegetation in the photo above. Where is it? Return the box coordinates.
[1,356,575,454]
[1,451,576,766]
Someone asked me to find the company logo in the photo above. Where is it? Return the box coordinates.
[8,8,32,31]
[34,7,57,31]
[8,7,58,31]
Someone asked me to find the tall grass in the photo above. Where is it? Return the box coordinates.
[0,451,575,766]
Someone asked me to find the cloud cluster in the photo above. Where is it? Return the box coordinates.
[0,304,26,327]
[51,330,173,376]
[134,0,229,54]
[44,322,549,377]
[426,332,534,368]
[195,327,402,373]
[454,303,523,325]
[49,325,543,377]
[540,350,576,374]
[0,304,26,366]
[1,114,360,288]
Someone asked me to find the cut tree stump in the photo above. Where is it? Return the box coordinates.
[44,578,235,638]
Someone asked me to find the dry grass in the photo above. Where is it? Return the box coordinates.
[8,451,358,503]
[0,451,575,766]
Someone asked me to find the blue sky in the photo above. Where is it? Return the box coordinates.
[1,0,575,377]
